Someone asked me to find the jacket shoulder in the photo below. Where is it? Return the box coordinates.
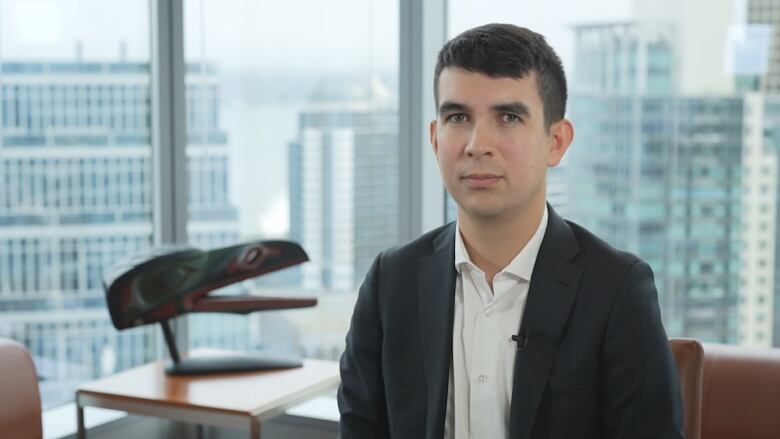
[379,222,454,264]
[565,219,644,272]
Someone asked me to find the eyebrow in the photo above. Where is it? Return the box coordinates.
[493,102,531,118]
[438,101,469,115]
[438,100,532,118]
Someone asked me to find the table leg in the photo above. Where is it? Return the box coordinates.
[250,418,261,439]
[76,404,86,439]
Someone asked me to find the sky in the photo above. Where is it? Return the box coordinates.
[448,0,632,74]
[0,0,632,74]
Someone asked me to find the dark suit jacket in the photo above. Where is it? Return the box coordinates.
[338,205,684,439]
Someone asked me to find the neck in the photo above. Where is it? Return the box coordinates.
[458,202,546,283]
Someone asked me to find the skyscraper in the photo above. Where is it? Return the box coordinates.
[748,0,780,91]
[0,60,239,407]
[746,0,780,350]
[289,76,399,292]
[568,93,744,343]
[568,2,777,346]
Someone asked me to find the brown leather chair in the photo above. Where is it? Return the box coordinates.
[700,343,780,439]
[0,338,42,439]
[670,338,704,439]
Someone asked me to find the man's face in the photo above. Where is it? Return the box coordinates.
[430,67,572,223]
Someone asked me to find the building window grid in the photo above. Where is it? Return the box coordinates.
[28,85,38,131]
[12,239,23,293]
[119,159,129,209]
[63,160,73,209]
[208,156,217,206]
[17,85,26,130]
[106,159,115,209]
[61,84,70,129]
[111,86,120,130]
[68,86,77,128]
[0,242,9,295]
[76,85,84,128]
[81,84,88,128]
[18,159,29,211]
[41,85,49,128]
[9,85,17,129]
[8,159,18,208]
[51,85,59,129]
[140,85,148,130]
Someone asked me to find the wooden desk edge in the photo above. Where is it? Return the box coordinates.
[76,390,250,430]
[75,361,342,431]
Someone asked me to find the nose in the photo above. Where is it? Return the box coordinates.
[464,122,494,158]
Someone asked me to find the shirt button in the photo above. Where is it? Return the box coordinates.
[479,375,488,383]
[485,309,491,316]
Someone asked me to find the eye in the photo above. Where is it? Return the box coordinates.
[446,113,468,124]
[158,266,195,290]
[500,113,521,123]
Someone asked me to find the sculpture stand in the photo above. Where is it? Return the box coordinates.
[159,320,302,375]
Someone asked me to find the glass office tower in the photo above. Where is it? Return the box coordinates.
[0,61,238,407]
[568,19,777,346]
[288,76,399,292]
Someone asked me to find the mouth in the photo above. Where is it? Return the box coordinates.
[462,173,502,188]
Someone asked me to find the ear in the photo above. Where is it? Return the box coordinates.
[429,119,439,156]
[547,118,574,167]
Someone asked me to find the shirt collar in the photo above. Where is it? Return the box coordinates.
[454,205,549,281]
[454,223,471,274]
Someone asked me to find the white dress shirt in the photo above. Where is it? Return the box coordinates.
[444,206,549,439]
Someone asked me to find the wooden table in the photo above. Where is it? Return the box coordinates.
[75,355,340,439]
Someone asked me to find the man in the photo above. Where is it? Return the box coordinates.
[338,23,684,439]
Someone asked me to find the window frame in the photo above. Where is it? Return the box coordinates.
[149,0,448,355]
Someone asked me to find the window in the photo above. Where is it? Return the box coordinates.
[447,0,779,347]
[0,0,155,408]
[2,0,778,417]
[183,0,400,361]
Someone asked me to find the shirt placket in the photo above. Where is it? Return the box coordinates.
[469,268,496,436]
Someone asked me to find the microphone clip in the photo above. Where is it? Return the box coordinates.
[511,332,529,351]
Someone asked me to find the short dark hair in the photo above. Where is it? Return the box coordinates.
[434,23,567,129]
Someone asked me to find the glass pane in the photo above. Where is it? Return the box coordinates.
[447,1,777,347]
[0,0,154,408]
[184,0,399,360]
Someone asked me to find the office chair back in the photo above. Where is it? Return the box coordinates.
[701,343,780,439]
[0,338,42,439]
[670,338,704,439]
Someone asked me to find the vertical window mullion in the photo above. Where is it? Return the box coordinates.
[398,0,447,240]
[151,0,189,354]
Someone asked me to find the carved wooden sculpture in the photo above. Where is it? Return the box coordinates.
[103,240,315,375]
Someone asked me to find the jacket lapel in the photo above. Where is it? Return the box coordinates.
[508,205,584,439]
[417,223,457,439]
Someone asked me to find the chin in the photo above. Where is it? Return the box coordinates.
[458,203,506,220]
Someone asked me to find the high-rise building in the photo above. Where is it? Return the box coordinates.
[289,76,398,292]
[748,0,780,91]
[568,3,778,346]
[746,0,780,349]
[568,94,744,342]
[632,0,736,94]
[571,22,676,96]
[740,93,778,347]
[0,61,238,407]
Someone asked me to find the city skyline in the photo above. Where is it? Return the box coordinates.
[0,59,241,408]
[3,0,779,416]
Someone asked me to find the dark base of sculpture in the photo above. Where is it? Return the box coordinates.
[165,353,302,375]
[160,320,302,375]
